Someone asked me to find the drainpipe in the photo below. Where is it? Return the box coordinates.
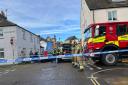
[92,10,95,24]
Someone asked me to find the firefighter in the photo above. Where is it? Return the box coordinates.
[73,41,84,71]
[72,40,77,67]
[72,41,80,68]
[76,42,84,71]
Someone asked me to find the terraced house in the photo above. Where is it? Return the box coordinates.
[0,11,40,64]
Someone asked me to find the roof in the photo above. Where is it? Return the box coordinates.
[0,13,17,27]
[0,20,17,27]
[65,36,78,41]
[85,0,128,10]
[40,37,47,42]
[0,11,39,37]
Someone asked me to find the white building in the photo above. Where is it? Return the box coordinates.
[0,12,40,63]
[81,0,128,43]
[40,38,47,52]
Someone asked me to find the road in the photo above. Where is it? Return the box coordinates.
[0,62,128,85]
[0,63,92,85]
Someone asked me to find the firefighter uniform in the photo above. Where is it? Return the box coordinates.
[72,44,76,66]
[76,43,84,71]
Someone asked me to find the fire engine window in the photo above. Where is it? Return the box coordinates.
[84,27,92,40]
[95,25,106,37]
[117,24,128,35]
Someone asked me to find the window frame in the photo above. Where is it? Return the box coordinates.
[84,27,92,41]
[116,24,128,36]
[94,25,106,38]
[108,10,117,21]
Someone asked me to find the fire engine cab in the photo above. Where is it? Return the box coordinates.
[84,22,128,65]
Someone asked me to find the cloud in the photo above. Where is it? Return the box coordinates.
[38,25,80,35]
[0,0,81,40]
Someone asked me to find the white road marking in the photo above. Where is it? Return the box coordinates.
[89,67,94,70]
[10,69,16,72]
[0,68,16,76]
[88,64,103,70]
[88,76,100,85]
[3,71,9,74]
[89,67,128,85]
[91,78,97,85]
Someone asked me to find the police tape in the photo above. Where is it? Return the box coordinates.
[0,49,128,64]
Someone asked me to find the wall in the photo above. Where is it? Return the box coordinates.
[80,0,93,45]
[91,7,128,23]
[40,40,47,50]
[16,26,40,57]
[0,26,17,60]
[81,0,93,31]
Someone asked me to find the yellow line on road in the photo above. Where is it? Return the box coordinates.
[91,79,97,85]
[93,78,100,85]
[90,78,101,85]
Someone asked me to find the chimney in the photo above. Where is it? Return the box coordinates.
[0,10,7,21]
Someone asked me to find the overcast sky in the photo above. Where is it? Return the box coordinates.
[0,0,81,41]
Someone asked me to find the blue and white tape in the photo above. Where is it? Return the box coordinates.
[0,49,128,64]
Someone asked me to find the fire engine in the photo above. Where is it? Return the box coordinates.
[84,22,128,65]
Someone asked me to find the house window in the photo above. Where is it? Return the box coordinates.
[0,29,3,37]
[0,48,4,58]
[108,11,117,21]
[22,30,26,40]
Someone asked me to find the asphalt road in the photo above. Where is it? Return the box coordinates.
[0,63,92,85]
[0,62,128,85]
[86,63,128,85]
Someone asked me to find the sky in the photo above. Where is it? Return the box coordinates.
[0,0,81,41]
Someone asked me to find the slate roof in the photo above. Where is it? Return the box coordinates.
[85,0,128,10]
[0,13,17,27]
[40,37,47,42]
[66,36,78,41]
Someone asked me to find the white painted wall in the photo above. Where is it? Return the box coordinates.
[16,26,40,57]
[0,26,40,62]
[81,0,93,45]
[93,7,128,23]
[81,1,128,27]
[81,0,93,31]
[0,26,17,60]
[40,40,47,50]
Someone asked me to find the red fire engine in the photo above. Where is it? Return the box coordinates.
[84,21,128,65]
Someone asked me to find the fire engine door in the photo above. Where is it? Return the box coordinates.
[106,24,118,46]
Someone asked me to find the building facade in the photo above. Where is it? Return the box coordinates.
[81,0,128,44]
[40,38,47,53]
[0,12,40,63]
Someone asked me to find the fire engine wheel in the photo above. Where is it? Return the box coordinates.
[102,53,118,66]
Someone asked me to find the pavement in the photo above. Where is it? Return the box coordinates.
[0,62,128,85]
